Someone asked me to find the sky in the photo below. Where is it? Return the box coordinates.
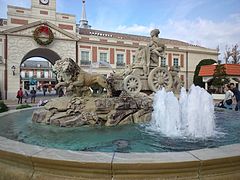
[0,0,240,60]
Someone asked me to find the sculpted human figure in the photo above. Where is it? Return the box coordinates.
[148,29,165,63]
[132,29,166,75]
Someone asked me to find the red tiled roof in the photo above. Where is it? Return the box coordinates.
[79,28,208,48]
[199,64,240,76]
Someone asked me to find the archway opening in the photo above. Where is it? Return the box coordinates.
[20,48,61,98]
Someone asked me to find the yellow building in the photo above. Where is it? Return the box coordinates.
[0,0,218,99]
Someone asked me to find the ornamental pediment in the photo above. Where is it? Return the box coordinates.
[3,20,78,41]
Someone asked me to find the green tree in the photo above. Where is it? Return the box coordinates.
[193,59,216,88]
[211,64,229,89]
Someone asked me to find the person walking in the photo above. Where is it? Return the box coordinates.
[24,89,29,103]
[48,85,52,94]
[16,88,24,104]
[223,84,234,110]
[43,86,47,96]
[30,87,36,103]
[230,83,240,111]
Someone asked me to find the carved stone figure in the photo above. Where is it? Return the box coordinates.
[133,29,166,75]
[53,58,108,97]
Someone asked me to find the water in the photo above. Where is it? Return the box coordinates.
[0,108,239,152]
[151,85,215,138]
[89,61,114,74]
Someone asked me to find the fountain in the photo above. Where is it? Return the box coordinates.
[151,85,215,138]
[0,29,239,179]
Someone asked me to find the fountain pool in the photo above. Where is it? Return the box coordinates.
[0,107,239,153]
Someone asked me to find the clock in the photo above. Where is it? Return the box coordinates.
[39,0,49,5]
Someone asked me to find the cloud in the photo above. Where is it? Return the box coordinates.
[161,14,240,59]
[0,0,30,18]
[115,24,159,36]
[114,14,240,60]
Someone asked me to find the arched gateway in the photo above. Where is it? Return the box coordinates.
[21,48,61,65]
[2,21,78,99]
[20,48,61,91]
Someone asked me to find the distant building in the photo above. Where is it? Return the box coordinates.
[0,0,218,99]
[199,64,240,90]
[20,60,56,90]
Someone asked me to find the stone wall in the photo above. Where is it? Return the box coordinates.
[7,35,76,99]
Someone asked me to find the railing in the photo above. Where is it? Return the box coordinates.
[170,66,180,72]
[80,60,91,66]
[116,62,125,68]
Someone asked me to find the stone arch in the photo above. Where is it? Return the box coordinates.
[21,48,61,65]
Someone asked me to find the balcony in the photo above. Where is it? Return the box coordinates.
[170,66,180,72]
[116,62,125,68]
[80,60,91,66]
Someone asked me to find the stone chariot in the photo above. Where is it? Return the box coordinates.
[109,29,182,95]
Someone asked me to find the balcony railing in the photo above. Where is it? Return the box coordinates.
[170,66,180,72]
[116,62,125,68]
[80,60,91,66]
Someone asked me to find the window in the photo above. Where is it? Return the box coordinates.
[44,71,49,78]
[117,54,124,66]
[25,71,29,78]
[40,71,44,78]
[100,52,108,62]
[81,51,90,65]
[132,55,136,63]
[173,58,179,67]
[29,71,33,78]
[37,71,41,78]
[81,51,89,61]
[161,57,166,66]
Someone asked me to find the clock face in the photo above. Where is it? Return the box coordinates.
[39,0,49,5]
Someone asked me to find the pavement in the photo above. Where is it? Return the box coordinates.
[3,91,59,110]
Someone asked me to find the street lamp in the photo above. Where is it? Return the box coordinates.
[11,65,16,76]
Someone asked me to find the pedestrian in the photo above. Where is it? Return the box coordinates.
[16,88,24,104]
[58,88,64,97]
[24,89,29,103]
[30,87,36,103]
[230,83,240,111]
[43,86,47,96]
[223,84,234,110]
[48,85,52,94]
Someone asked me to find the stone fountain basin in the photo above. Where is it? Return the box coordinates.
[0,109,239,179]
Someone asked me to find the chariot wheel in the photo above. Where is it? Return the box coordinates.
[123,75,142,94]
[148,67,173,92]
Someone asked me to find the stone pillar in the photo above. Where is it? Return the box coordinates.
[205,82,208,90]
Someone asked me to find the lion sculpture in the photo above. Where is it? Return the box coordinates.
[53,58,109,97]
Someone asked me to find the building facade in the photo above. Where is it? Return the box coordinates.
[20,60,56,90]
[0,0,218,99]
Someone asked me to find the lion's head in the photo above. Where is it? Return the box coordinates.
[53,58,80,82]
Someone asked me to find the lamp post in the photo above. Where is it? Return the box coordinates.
[11,65,16,76]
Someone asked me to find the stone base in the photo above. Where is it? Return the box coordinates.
[32,92,153,127]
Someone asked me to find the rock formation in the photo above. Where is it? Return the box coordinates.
[32,91,153,127]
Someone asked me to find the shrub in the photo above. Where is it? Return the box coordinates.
[0,101,9,113]
[193,59,216,88]
[16,104,32,110]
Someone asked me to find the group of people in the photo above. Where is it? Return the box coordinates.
[42,85,52,96]
[16,87,36,104]
[221,83,240,111]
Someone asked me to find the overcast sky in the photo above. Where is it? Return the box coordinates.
[0,0,240,60]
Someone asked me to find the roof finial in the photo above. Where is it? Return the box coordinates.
[79,0,91,29]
